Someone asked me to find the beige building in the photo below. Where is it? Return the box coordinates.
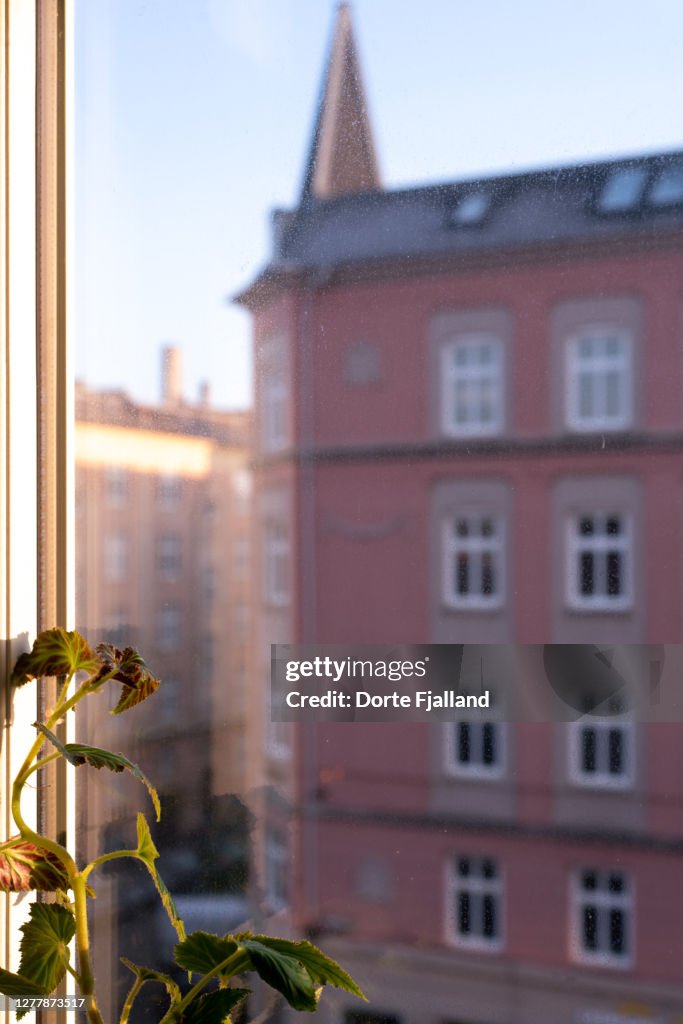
[74,351,253,1014]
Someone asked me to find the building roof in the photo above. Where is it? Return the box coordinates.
[75,381,251,447]
[237,150,683,308]
[300,2,380,202]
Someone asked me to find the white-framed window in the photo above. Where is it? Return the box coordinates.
[565,328,633,431]
[444,720,506,779]
[266,682,291,761]
[442,513,504,609]
[157,675,180,725]
[157,533,182,581]
[261,347,289,451]
[104,531,129,582]
[157,473,182,508]
[568,704,635,789]
[104,466,128,507]
[157,603,182,652]
[446,855,503,950]
[566,513,632,610]
[264,521,290,606]
[572,869,632,967]
[264,827,289,910]
[103,607,128,648]
[440,334,503,437]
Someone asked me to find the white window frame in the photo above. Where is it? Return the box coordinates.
[157,603,182,652]
[565,327,633,432]
[571,868,633,969]
[266,681,292,761]
[445,855,504,952]
[442,512,505,610]
[157,532,182,582]
[568,716,635,790]
[2,0,75,987]
[264,827,289,911]
[104,531,129,582]
[104,465,128,507]
[264,521,290,606]
[444,720,506,779]
[440,333,504,438]
[260,337,290,452]
[566,512,633,611]
[157,472,182,508]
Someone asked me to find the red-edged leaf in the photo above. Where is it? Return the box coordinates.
[95,644,160,713]
[0,839,70,893]
[11,629,99,686]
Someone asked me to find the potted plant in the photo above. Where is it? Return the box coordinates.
[0,629,364,1023]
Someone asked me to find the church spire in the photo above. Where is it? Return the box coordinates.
[300,3,381,202]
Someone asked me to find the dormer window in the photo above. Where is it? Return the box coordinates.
[596,167,647,213]
[649,164,683,207]
[448,191,490,226]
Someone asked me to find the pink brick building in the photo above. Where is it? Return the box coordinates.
[238,6,683,1022]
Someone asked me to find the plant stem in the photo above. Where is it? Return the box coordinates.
[158,949,252,1024]
[119,976,143,1024]
[10,668,118,873]
[20,749,61,781]
[82,849,138,881]
[65,961,81,985]
[72,872,104,1024]
[11,777,77,874]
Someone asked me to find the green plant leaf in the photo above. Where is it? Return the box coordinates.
[181,988,250,1024]
[238,939,319,1013]
[17,902,75,995]
[11,629,99,686]
[174,932,239,977]
[95,643,160,713]
[242,936,366,1002]
[0,838,70,893]
[135,814,185,942]
[135,812,160,865]
[121,958,181,1004]
[0,967,46,997]
[36,725,160,821]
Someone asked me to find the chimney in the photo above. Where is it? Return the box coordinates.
[198,379,211,408]
[161,345,182,407]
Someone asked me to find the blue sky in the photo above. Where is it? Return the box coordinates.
[75,0,683,410]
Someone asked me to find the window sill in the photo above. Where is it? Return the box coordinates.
[442,600,505,614]
[568,774,635,792]
[444,935,504,954]
[564,600,633,615]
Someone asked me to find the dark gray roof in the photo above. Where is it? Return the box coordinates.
[238,150,683,304]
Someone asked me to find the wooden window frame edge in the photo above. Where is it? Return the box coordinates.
[1,0,74,1016]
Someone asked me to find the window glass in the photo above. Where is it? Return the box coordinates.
[441,335,503,437]
[73,4,683,1023]
[596,166,647,212]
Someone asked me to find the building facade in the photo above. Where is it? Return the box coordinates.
[240,6,683,1023]
[75,351,253,1017]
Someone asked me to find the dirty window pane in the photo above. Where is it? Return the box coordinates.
[74,3,683,1022]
